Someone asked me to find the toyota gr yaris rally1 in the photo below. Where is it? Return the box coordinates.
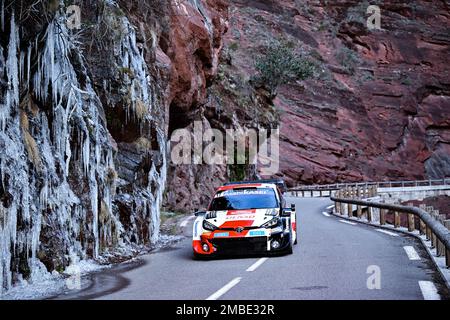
[192,181,297,258]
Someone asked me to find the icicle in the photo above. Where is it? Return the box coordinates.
[90,168,99,259]
[82,132,90,176]
[0,0,4,32]
[0,4,169,296]
[7,15,19,107]
[26,45,31,90]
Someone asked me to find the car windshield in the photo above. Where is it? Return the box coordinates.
[209,188,278,211]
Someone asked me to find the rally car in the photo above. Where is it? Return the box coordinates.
[192,180,297,258]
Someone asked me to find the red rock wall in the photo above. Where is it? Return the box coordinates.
[222,0,450,186]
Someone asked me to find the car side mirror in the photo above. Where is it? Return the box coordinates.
[281,208,292,217]
[291,203,296,211]
[194,210,207,217]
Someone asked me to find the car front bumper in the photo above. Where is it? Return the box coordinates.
[193,228,292,256]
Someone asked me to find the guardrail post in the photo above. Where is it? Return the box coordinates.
[357,205,362,219]
[367,206,372,222]
[445,220,450,268]
[419,219,426,235]
[427,207,437,248]
[426,224,431,241]
[407,203,415,232]
[408,213,415,232]
[432,232,437,249]
[380,209,386,225]
[394,211,400,228]
[437,215,446,257]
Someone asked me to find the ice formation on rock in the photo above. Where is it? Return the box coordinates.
[0,4,167,295]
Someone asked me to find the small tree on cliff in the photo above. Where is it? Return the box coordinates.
[253,40,315,97]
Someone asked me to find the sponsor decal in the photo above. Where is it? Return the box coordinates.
[214,232,230,238]
[249,230,265,236]
[225,215,255,220]
[216,189,273,198]
[226,209,256,216]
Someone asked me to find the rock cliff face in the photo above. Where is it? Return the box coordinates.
[162,0,279,213]
[0,0,232,293]
[222,0,450,186]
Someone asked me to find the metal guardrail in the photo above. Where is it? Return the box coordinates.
[330,195,450,268]
[288,178,450,192]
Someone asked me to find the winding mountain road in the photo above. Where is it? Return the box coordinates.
[54,198,450,300]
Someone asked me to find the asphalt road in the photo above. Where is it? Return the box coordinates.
[54,197,450,300]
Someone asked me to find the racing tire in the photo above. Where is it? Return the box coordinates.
[284,225,294,255]
[293,214,298,245]
[284,239,293,255]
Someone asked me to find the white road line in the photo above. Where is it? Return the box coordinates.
[375,229,399,237]
[180,216,195,228]
[326,205,334,209]
[206,277,242,300]
[339,219,356,225]
[403,246,421,261]
[322,211,331,217]
[246,258,268,272]
[418,281,440,300]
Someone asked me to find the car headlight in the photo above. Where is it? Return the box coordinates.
[261,217,279,228]
[203,220,217,231]
[206,211,217,219]
[265,209,278,216]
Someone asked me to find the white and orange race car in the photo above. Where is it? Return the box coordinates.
[192,180,297,258]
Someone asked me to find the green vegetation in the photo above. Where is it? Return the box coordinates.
[228,164,248,182]
[229,42,239,51]
[253,40,315,96]
[335,47,360,75]
[400,74,412,85]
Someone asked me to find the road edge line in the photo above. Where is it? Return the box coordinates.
[403,246,421,261]
[375,229,399,237]
[418,281,440,300]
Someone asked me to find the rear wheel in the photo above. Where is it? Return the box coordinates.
[284,224,294,254]
[293,214,298,245]
[285,239,293,254]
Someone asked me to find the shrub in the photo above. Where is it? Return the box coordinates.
[335,47,360,75]
[253,40,315,96]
